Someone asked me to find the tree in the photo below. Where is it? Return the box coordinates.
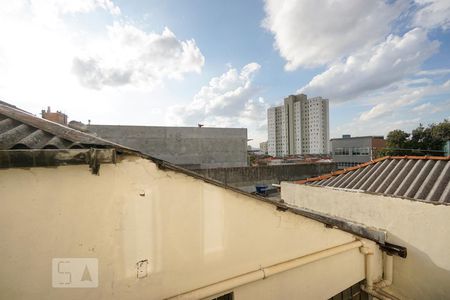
[386,129,410,149]
[410,124,441,152]
[431,119,450,141]
[383,120,449,156]
[383,130,411,156]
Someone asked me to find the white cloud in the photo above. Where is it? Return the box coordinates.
[328,77,450,139]
[413,0,450,30]
[262,0,404,69]
[300,28,439,101]
[0,1,204,92]
[359,88,425,121]
[412,102,432,112]
[168,63,269,143]
[72,23,205,89]
[358,78,450,121]
[30,0,121,16]
[417,68,450,77]
[3,0,122,28]
[0,0,204,130]
[1,0,120,18]
[333,117,422,138]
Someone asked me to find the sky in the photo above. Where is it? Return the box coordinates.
[0,0,450,147]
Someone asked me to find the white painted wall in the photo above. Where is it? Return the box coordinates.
[282,182,450,299]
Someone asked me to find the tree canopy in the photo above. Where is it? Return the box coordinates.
[382,119,450,156]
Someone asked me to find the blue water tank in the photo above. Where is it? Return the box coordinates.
[255,184,268,194]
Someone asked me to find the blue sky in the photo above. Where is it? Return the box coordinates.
[0,0,449,147]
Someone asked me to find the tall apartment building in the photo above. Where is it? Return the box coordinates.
[268,94,329,157]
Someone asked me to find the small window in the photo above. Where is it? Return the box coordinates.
[212,292,234,300]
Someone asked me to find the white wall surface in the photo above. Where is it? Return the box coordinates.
[0,155,372,300]
[282,182,450,299]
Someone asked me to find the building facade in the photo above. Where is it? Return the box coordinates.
[268,94,329,157]
[331,135,386,169]
[259,141,268,154]
[41,106,68,125]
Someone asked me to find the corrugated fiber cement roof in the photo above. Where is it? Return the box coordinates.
[297,156,450,203]
[0,103,120,150]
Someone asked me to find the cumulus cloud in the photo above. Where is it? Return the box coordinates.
[417,69,450,77]
[168,63,269,140]
[300,28,439,101]
[72,23,205,89]
[334,117,422,139]
[413,0,450,30]
[31,0,121,15]
[359,88,425,121]
[262,0,404,69]
[411,102,440,113]
[331,79,450,138]
[358,78,450,121]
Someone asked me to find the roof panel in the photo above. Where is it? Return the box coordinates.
[393,160,425,197]
[0,103,124,150]
[385,159,416,195]
[299,156,450,204]
[374,159,405,194]
[367,159,397,192]
[346,165,372,189]
[414,160,446,200]
[353,164,378,190]
[331,171,354,188]
[427,161,450,202]
[439,180,450,203]
[359,159,390,191]
[403,160,434,198]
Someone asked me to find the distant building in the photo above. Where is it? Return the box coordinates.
[330,135,385,169]
[267,94,329,157]
[259,141,268,154]
[88,125,248,169]
[41,106,67,125]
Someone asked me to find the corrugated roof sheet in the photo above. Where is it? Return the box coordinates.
[297,156,450,203]
[0,103,118,150]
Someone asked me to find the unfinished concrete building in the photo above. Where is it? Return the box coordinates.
[88,124,248,169]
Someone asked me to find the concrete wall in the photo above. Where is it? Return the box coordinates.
[0,155,376,300]
[281,182,450,299]
[88,125,248,169]
[193,162,336,192]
